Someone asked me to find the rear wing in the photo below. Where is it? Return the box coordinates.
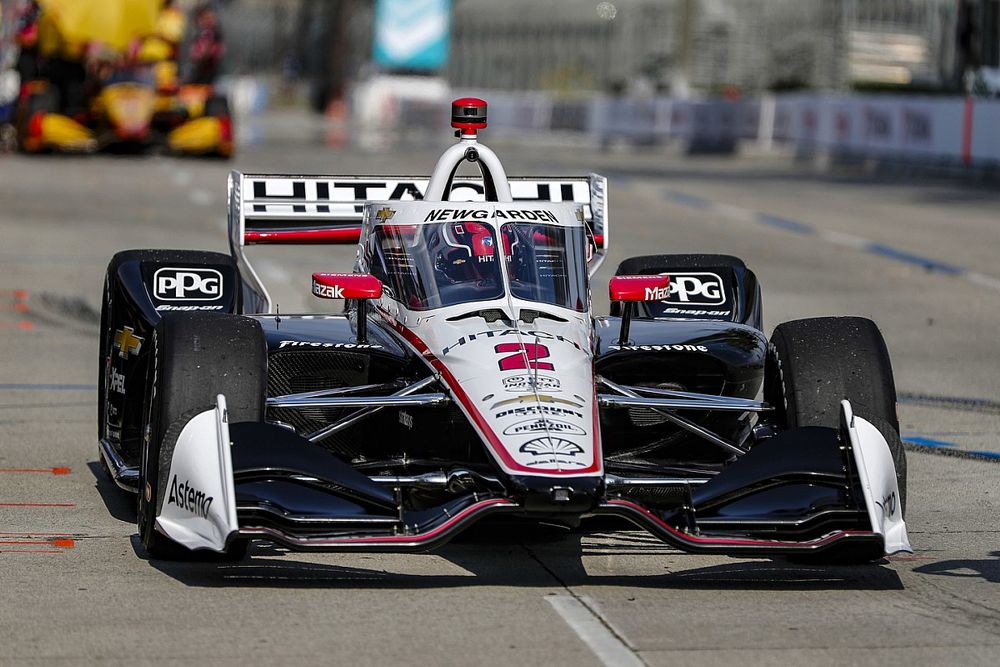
[227,171,609,313]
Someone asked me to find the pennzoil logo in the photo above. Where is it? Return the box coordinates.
[375,207,396,222]
[503,418,586,436]
[113,327,143,359]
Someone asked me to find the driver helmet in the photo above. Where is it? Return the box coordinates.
[436,222,502,282]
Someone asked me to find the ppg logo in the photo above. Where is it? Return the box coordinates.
[663,272,726,306]
[153,268,223,301]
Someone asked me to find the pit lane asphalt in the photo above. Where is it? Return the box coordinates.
[1,112,998,665]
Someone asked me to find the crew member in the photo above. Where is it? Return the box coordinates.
[33,4,88,115]
[187,3,223,85]
[13,0,41,85]
[137,0,187,92]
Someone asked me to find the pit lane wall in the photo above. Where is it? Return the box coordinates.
[392,90,1000,169]
[761,94,1000,168]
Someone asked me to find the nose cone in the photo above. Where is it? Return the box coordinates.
[510,473,603,514]
[428,319,601,478]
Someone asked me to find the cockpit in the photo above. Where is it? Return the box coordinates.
[367,212,589,313]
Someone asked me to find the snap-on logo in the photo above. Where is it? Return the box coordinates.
[153,268,223,301]
[662,272,725,306]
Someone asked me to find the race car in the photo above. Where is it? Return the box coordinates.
[97,98,909,563]
[14,0,233,157]
[17,74,233,156]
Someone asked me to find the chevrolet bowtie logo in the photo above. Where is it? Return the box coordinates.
[375,207,396,222]
[113,327,143,359]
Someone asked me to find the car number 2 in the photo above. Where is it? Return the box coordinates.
[495,342,554,372]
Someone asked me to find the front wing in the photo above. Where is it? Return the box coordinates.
[153,396,910,557]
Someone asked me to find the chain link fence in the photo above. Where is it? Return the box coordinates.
[0,0,980,94]
[188,0,970,97]
[448,0,962,94]
[215,0,304,75]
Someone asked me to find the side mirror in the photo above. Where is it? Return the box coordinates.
[609,275,670,302]
[312,273,383,343]
[608,274,670,346]
[312,272,383,300]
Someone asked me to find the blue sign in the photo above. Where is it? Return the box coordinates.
[373,0,451,71]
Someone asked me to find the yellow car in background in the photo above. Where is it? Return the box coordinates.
[17,68,233,157]
[16,0,232,157]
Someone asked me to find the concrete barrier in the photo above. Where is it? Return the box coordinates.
[436,89,1000,167]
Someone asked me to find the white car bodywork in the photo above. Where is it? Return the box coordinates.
[152,115,910,557]
[155,395,239,553]
[843,400,911,554]
[356,200,601,478]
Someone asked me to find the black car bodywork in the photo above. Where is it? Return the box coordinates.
[99,245,884,558]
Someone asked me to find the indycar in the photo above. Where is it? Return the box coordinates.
[17,74,233,156]
[14,0,232,157]
[98,98,909,563]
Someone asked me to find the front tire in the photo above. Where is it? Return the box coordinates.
[137,312,266,560]
[765,316,906,516]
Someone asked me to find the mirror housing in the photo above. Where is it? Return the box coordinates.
[608,275,670,347]
[312,273,383,300]
[609,274,670,302]
[312,273,383,343]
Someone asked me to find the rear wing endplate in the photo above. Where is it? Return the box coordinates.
[227,171,608,313]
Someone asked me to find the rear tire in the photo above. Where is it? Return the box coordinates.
[765,317,906,517]
[137,312,265,560]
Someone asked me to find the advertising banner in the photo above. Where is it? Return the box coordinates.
[373,0,451,71]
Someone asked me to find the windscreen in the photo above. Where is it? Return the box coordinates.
[502,223,588,312]
[370,222,504,311]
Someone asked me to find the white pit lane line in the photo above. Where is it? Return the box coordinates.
[546,594,645,667]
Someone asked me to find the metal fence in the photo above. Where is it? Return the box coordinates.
[447,0,962,94]
[216,0,304,75]
[174,0,970,95]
